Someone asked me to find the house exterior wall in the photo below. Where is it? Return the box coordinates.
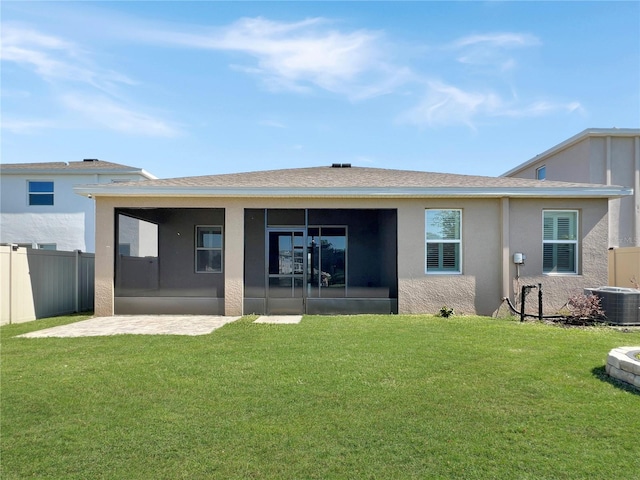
[94,195,609,317]
[1,175,93,251]
[1,171,152,252]
[508,198,608,313]
[397,198,503,315]
[505,134,640,248]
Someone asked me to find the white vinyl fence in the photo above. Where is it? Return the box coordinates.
[0,246,94,325]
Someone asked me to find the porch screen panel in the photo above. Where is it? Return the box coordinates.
[307,227,346,298]
[115,208,225,300]
[115,213,159,295]
[244,209,266,298]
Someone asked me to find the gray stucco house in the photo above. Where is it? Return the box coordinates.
[75,165,631,317]
[503,128,640,248]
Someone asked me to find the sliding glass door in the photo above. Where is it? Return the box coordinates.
[267,230,305,314]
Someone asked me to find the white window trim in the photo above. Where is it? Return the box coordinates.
[195,225,223,274]
[27,180,55,206]
[542,209,579,275]
[425,209,462,275]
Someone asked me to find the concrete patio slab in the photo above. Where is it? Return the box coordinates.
[18,315,241,338]
[254,315,302,324]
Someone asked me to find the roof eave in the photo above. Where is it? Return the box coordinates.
[73,185,633,199]
[1,168,148,176]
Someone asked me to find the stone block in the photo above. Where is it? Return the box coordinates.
[628,358,640,376]
[606,347,640,389]
[618,358,633,374]
[607,353,620,370]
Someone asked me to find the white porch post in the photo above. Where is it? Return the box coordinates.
[224,205,244,316]
[94,200,115,317]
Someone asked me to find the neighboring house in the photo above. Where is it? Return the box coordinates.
[0,160,156,252]
[502,128,640,248]
[74,165,631,317]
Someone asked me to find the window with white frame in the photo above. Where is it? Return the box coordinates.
[28,181,54,205]
[425,209,461,274]
[536,165,546,180]
[195,225,223,273]
[543,210,578,274]
[37,243,57,250]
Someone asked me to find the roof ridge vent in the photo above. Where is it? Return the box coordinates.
[331,163,352,168]
[83,158,99,162]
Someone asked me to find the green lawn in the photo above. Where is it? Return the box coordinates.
[1,314,639,479]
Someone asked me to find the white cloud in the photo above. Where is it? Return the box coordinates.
[1,119,55,134]
[399,81,583,128]
[1,25,76,51]
[60,94,180,137]
[139,16,406,100]
[1,24,135,92]
[1,23,175,137]
[450,32,541,71]
[399,81,493,128]
[2,13,584,136]
[395,31,581,128]
[452,33,541,49]
[498,100,585,118]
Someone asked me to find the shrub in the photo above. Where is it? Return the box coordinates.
[439,306,454,318]
[566,294,605,323]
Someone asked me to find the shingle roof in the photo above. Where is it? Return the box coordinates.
[73,166,631,199]
[92,166,612,189]
[1,160,143,172]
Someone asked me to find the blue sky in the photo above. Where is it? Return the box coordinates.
[2,1,639,179]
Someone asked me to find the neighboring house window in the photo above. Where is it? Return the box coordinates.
[118,243,131,256]
[28,181,54,205]
[536,166,546,180]
[196,225,223,273]
[425,209,462,274]
[37,243,56,250]
[543,210,578,274]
